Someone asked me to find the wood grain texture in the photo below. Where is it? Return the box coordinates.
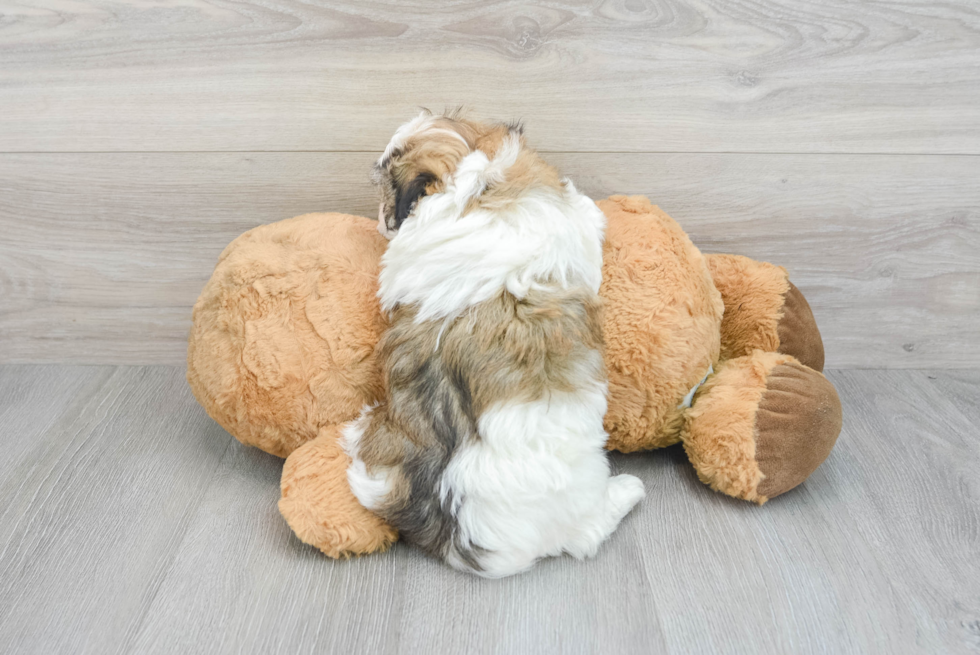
[926,369,980,426]
[0,365,106,496]
[0,366,978,654]
[0,0,979,153]
[0,366,232,654]
[1,0,976,647]
[1,152,977,367]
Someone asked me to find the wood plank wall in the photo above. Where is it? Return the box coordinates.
[1,0,978,366]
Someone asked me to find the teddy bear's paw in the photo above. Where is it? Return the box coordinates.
[681,351,841,504]
[775,282,825,373]
[751,358,841,499]
[279,425,398,558]
[705,254,825,373]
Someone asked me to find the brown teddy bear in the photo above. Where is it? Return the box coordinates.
[187,195,842,558]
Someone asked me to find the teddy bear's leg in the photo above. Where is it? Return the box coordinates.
[681,351,841,504]
[705,254,825,372]
[279,424,397,558]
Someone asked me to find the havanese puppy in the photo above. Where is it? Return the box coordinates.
[343,109,644,577]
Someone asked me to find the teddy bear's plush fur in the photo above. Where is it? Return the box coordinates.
[187,195,842,558]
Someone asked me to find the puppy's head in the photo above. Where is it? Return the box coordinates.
[373,110,550,239]
[373,110,472,238]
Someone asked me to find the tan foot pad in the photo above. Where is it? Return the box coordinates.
[682,352,841,504]
[755,360,841,498]
[705,254,826,373]
[777,282,825,373]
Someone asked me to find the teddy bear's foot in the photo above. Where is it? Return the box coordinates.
[279,424,397,558]
[705,254,825,372]
[681,351,841,504]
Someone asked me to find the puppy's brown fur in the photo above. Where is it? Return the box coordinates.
[358,288,604,565]
[374,112,563,232]
[352,112,611,571]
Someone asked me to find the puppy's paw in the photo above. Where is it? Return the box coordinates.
[607,474,645,515]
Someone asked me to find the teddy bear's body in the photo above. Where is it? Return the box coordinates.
[188,196,841,558]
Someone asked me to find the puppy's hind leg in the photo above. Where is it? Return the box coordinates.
[563,474,645,560]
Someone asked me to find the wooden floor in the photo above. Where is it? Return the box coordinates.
[0,365,977,654]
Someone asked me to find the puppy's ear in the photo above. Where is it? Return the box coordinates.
[395,172,437,229]
[452,131,521,211]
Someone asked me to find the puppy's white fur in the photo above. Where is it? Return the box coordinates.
[379,137,605,323]
[342,406,393,510]
[439,355,645,576]
[346,116,644,577]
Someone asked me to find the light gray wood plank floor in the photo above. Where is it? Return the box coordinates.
[0,366,977,654]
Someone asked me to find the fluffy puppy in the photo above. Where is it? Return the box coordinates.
[343,110,644,577]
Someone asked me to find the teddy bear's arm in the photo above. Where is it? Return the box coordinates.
[705,254,825,371]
